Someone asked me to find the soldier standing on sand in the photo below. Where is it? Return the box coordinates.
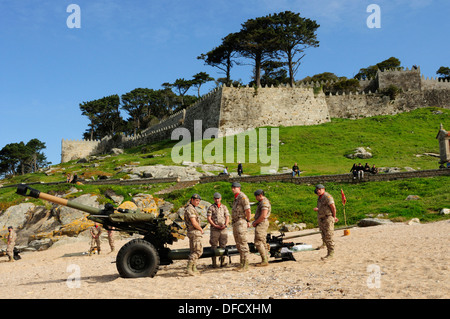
[207,192,230,268]
[107,227,115,253]
[252,189,271,267]
[6,226,17,262]
[314,184,338,260]
[184,194,204,276]
[231,182,251,272]
[89,223,102,255]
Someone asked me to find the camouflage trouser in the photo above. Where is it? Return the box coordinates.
[6,243,15,260]
[232,219,249,259]
[90,237,101,252]
[108,235,115,251]
[187,230,203,262]
[254,220,269,259]
[210,228,228,249]
[318,215,335,253]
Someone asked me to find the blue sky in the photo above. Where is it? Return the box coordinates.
[1,0,449,166]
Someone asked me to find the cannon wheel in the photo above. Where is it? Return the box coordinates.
[116,239,160,278]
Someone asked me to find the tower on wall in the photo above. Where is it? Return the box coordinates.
[376,66,422,92]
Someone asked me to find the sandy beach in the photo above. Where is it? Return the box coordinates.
[0,220,448,300]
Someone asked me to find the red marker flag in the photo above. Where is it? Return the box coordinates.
[341,189,347,206]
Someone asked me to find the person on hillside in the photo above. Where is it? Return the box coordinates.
[350,164,358,179]
[292,163,301,177]
[356,163,364,179]
[364,163,370,173]
[219,167,229,176]
[237,162,243,177]
[370,165,379,175]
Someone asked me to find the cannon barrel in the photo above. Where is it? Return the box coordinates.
[16,184,181,247]
[167,247,228,260]
[16,185,156,222]
[164,235,297,262]
[282,225,356,240]
[16,184,102,215]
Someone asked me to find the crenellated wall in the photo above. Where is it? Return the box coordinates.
[376,67,422,91]
[61,66,450,163]
[218,86,329,136]
[326,89,450,119]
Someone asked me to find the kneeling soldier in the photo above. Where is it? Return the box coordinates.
[253,189,271,267]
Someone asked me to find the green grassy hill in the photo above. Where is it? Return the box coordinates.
[1,107,449,227]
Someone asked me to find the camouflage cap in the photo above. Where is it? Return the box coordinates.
[231,182,241,188]
[191,193,202,200]
[315,184,325,189]
[213,192,222,199]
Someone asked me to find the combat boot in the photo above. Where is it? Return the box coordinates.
[234,255,244,271]
[219,256,227,267]
[211,257,218,268]
[238,258,249,272]
[186,261,195,276]
[321,250,334,260]
[192,263,200,275]
[255,256,268,267]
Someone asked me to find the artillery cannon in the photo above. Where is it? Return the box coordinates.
[16,185,310,278]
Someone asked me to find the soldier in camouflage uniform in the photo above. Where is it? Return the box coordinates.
[314,184,338,260]
[184,194,204,275]
[89,223,102,255]
[6,226,17,262]
[207,192,229,268]
[252,189,271,267]
[107,227,115,253]
[231,182,251,271]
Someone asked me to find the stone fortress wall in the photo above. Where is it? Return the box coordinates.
[61,66,450,163]
[217,86,329,136]
[326,67,450,118]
